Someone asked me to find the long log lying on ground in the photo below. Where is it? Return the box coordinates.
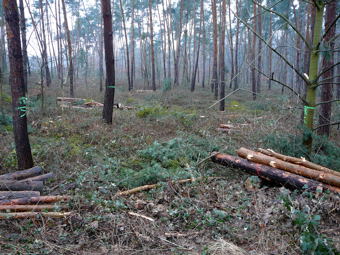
[57,97,84,102]
[0,180,43,191]
[0,211,72,219]
[237,148,340,188]
[0,191,40,200]
[258,148,340,177]
[0,204,67,212]
[211,153,340,193]
[20,173,53,182]
[0,166,42,180]
[0,195,71,205]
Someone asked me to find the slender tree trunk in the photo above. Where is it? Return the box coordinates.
[234,0,240,90]
[101,0,115,124]
[304,1,324,152]
[268,13,272,90]
[219,0,226,110]
[317,1,336,137]
[39,0,51,87]
[3,0,33,169]
[149,0,156,91]
[119,0,131,91]
[162,0,171,83]
[173,0,184,87]
[130,0,135,88]
[256,1,262,93]
[211,0,218,99]
[251,2,257,100]
[201,0,206,88]
[18,0,28,93]
[228,0,234,89]
[61,0,74,97]
[99,2,104,92]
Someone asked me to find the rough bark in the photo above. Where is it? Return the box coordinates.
[3,0,33,169]
[61,0,74,97]
[0,191,40,200]
[0,180,43,191]
[101,0,115,124]
[237,147,340,188]
[0,166,42,180]
[148,0,156,91]
[256,0,262,93]
[18,0,28,92]
[268,13,272,90]
[317,0,336,137]
[251,2,257,100]
[211,153,339,193]
[219,0,226,110]
[211,0,218,99]
[39,0,51,87]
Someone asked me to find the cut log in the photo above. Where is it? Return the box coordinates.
[0,191,40,200]
[0,211,72,219]
[211,153,340,193]
[0,166,42,180]
[237,148,340,188]
[0,195,71,205]
[0,204,67,212]
[20,173,53,182]
[57,97,84,102]
[0,180,43,191]
[257,148,340,177]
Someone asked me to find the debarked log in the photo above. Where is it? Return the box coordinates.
[0,180,43,191]
[0,204,67,212]
[257,148,340,177]
[20,173,53,182]
[0,211,72,219]
[0,166,42,180]
[211,153,340,193]
[237,148,340,188]
[0,195,71,205]
[0,191,40,200]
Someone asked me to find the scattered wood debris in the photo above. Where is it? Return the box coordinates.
[57,97,134,110]
[0,167,71,219]
[211,150,340,193]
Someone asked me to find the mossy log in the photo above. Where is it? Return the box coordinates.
[237,148,340,188]
[257,148,340,177]
[211,153,340,193]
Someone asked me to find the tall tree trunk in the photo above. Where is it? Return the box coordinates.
[234,0,240,90]
[293,4,302,94]
[256,1,262,93]
[148,0,156,91]
[130,0,135,88]
[99,2,104,92]
[3,0,33,169]
[173,0,184,87]
[101,0,115,124]
[317,0,336,137]
[268,13,272,90]
[39,0,51,87]
[228,0,234,89]
[61,0,74,97]
[303,1,324,152]
[211,0,218,99]
[119,0,131,91]
[162,0,171,83]
[219,0,226,110]
[251,2,257,100]
[18,0,28,93]
[201,0,206,88]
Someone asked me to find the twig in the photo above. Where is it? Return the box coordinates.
[128,211,155,222]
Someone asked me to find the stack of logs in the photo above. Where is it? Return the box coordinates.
[0,167,71,219]
[212,148,340,193]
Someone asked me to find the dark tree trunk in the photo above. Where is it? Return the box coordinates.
[61,0,74,97]
[251,2,257,100]
[268,13,272,90]
[228,0,234,89]
[99,5,104,92]
[219,0,226,110]
[130,0,135,88]
[101,0,115,124]
[3,0,33,169]
[173,0,184,87]
[234,0,240,90]
[18,0,28,93]
[256,1,262,93]
[211,0,218,99]
[318,1,336,137]
[39,0,51,87]
[201,0,206,88]
[149,0,156,91]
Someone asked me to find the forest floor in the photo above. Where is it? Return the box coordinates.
[0,81,339,255]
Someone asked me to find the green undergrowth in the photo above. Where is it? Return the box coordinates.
[264,130,340,171]
[75,135,221,204]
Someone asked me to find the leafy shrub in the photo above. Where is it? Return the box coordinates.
[136,105,168,118]
[0,113,12,133]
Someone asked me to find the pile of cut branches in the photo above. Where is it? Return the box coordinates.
[212,148,340,193]
[0,167,71,219]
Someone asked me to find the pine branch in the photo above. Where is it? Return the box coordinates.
[315,99,340,106]
[315,61,340,84]
[313,121,340,131]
